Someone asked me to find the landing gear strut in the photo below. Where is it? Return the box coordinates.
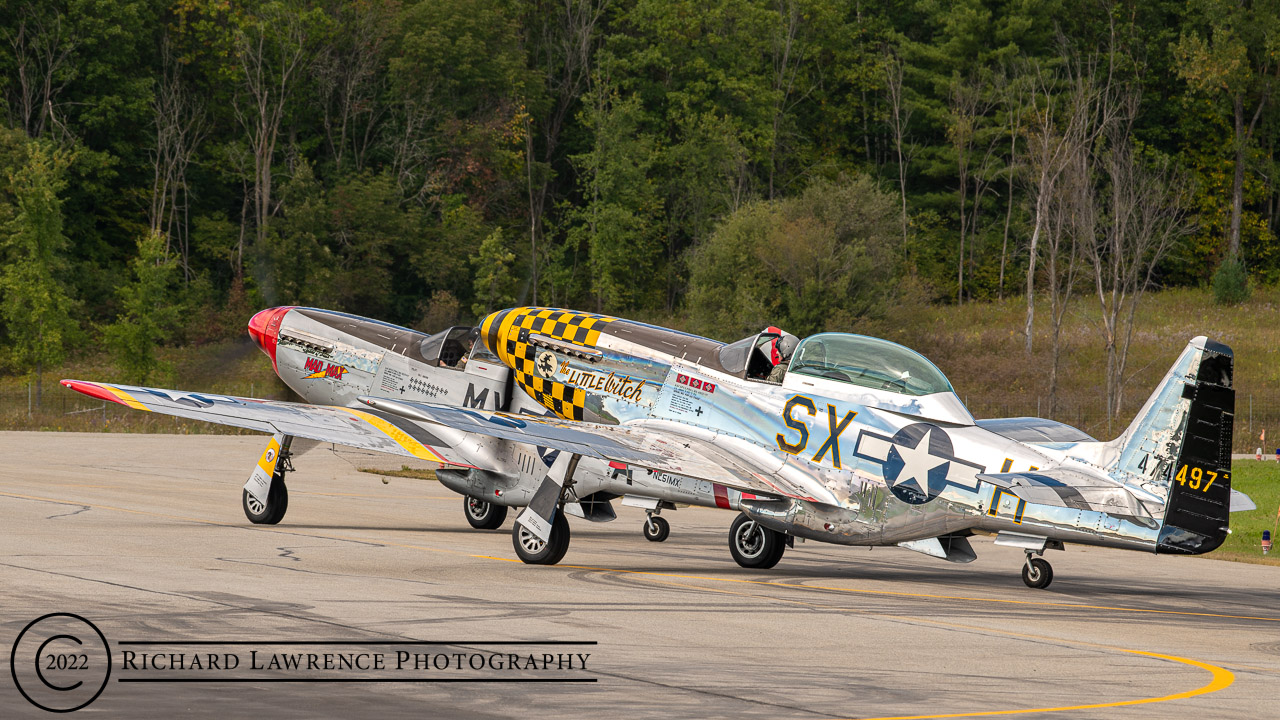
[1022,552,1053,589]
[643,513,670,542]
[464,496,508,530]
[729,513,786,569]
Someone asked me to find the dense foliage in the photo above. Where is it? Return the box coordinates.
[1,0,1278,390]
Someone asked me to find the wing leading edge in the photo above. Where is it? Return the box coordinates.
[61,379,474,467]
[358,395,819,502]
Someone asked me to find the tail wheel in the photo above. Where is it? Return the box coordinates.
[512,511,571,565]
[464,496,508,530]
[1022,557,1053,589]
[729,513,785,569]
[243,475,288,525]
[643,516,670,542]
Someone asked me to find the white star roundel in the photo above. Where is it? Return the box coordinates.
[852,423,984,504]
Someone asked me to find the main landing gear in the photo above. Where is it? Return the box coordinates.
[243,454,292,525]
[242,434,295,525]
[729,513,786,569]
[1022,551,1053,589]
[464,496,508,530]
[511,453,579,566]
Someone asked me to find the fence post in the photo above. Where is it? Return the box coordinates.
[27,382,31,418]
[1249,394,1253,442]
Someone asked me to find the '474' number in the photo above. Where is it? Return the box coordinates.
[1174,464,1222,492]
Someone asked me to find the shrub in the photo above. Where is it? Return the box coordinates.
[1212,256,1250,305]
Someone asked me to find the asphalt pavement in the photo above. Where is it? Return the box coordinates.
[3,432,1279,719]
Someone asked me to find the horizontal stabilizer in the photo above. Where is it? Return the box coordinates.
[1230,489,1255,512]
[977,468,1148,516]
[976,417,1096,444]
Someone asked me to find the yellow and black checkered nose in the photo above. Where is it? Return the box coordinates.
[480,309,511,358]
[482,307,614,421]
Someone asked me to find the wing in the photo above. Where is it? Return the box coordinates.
[62,379,476,467]
[358,396,828,502]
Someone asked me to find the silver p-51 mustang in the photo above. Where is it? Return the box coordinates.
[65,306,1250,588]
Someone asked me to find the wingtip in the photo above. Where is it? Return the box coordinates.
[61,379,126,406]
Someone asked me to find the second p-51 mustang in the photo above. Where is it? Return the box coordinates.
[65,306,1249,588]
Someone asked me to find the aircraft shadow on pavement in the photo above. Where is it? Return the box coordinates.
[260,522,1279,618]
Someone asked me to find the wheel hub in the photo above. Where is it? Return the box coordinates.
[736,521,765,558]
[518,527,547,554]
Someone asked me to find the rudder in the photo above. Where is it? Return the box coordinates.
[1157,338,1234,554]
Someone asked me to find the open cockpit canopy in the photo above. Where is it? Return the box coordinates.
[420,326,495,367]
[787,333,955,397]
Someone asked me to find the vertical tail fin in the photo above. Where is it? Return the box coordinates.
[1097,337,1234,553]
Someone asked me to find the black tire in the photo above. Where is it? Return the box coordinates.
[512,511,571,565]
[464,496,508,530]
[729,513,785,569]
[243,475,288,525]
[1022,557,1053,589]
[643,516,671,542]
[545,516,572,565]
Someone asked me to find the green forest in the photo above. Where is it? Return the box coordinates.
[1,0,1278,398]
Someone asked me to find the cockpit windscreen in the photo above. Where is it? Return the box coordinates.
[788,333,953,397]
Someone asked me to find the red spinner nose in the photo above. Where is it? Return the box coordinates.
[248,307,293,369]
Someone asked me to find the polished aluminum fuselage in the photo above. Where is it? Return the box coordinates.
[477,307,1179,554]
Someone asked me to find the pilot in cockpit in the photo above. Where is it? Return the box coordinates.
[745,326,800,382]
[766,333,799,383]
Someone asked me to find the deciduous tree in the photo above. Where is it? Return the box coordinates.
[0,141,78,408]
[105,230,182,384]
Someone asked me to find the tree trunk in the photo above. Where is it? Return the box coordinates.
[1047,251,1060,416]
[957,193,966,304]
[1229,95,1245,260]
[525,115,538,305]
[898,160,909,246]
[1024,185,1045,356]
[999,133,1017,300]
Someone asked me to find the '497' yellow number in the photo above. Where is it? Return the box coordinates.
[1174,464,1221,492]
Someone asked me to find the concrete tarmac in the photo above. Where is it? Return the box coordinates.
[3,432,1279,719]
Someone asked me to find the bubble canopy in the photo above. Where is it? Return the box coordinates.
[787,333,955,397]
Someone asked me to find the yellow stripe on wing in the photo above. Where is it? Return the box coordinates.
[102,385,151,412]
[345,408,445,463]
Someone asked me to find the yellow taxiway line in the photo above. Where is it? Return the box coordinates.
[843,650,1231,720]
